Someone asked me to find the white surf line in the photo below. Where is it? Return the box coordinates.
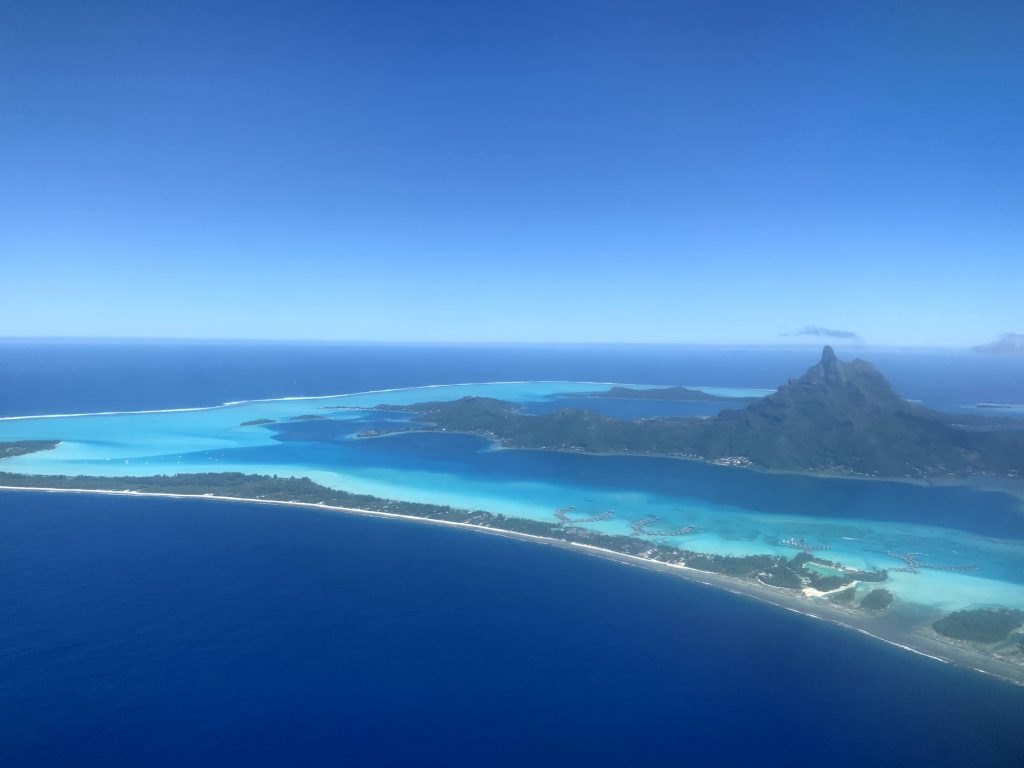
[569,541,1024,680]
[0,484,572,546]
[0,381,607,421]
[0,483,1019,685]
[0,381,767,422]
[561,544,979,674]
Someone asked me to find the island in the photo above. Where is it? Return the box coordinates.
[373,346,1024,480]
[860,588,894,612]
[0,440,60,459]
[240,418,276,427]
[567,385,758,403]
[933,608,1024,643]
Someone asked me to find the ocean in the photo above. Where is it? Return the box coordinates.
[1,341,1024,766]
[3,339,1024,418]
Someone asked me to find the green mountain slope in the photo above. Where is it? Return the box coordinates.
[387,347,1024,479]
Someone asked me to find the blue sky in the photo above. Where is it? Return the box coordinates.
[1,1,1021,346]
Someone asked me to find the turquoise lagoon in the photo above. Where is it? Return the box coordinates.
[3,380,1024,615]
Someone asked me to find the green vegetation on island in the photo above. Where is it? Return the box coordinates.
[860,589,894,612]
[0,470,885,595]
[379,346,1024,480]
[240,418,276,427]
[828,586,857,604]
[0,440,60,459]
[5,469,1021,671]
[932,608,1024,642]
[570,386,758,403]
[791,552,887,592]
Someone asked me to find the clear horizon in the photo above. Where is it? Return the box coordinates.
[0,334,1006,352]
[2,2,1021,347]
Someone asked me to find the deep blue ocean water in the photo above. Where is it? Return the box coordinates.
[2,341,1024,766]
[3,491,1024,767]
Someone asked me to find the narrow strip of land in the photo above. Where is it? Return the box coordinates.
[3,482,1022,687]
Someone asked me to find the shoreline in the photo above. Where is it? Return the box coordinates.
[357,427,1024,500]
[3,483,1022,687]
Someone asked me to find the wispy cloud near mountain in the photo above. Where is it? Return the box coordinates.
[781,326,863,343]
[973,333,1024,356]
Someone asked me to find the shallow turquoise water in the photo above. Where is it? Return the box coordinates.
[3,381,1024,613]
